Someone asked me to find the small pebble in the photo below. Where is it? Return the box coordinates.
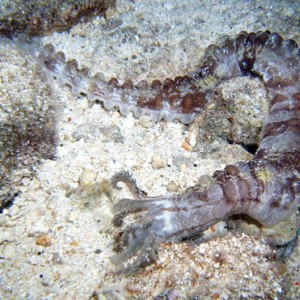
[2,209,9,215]
[213,262,220,269]
[36,234,51,247]
[79,98,89,109]
[54,272,61,280]
[181,139,193,151]
[139,115,154,128]
[68,211,78,222]
[112,111,121,119]
[151,154,164,169]
[179,163,187,172]
[79,170,97,187]
[166,181,179,192]
[70,240,79,246]
[187,126,199,147]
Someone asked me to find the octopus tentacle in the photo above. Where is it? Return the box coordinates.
[110,171,147,199]
[38,44,206,123]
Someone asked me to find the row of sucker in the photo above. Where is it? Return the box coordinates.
[38,44,207,123]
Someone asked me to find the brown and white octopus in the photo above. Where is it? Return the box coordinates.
[39,31,300,274]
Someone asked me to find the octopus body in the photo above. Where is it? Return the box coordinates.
[39,31,300,274]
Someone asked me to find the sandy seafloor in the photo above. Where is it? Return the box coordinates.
[1,0,300,299]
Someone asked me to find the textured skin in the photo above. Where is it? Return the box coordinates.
[39,31,300,274]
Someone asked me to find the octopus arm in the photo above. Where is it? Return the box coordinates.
[110,31,300,274]
[112,155,299,274]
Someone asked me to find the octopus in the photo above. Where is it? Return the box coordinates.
[38,31,300,274]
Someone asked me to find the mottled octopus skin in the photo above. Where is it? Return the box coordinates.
[39,31,300,274]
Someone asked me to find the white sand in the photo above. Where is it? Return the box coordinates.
[1,0,299,298]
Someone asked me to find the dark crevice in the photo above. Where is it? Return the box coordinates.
[241,143,259,155]
[222,136,259,155]
[0,191,19,213]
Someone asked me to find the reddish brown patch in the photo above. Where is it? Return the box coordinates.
[66,59,78,71]
[123,79,133,89]
[213,170,226,183]
[234,31,249,48]
[168,94,180,107]
[271,100,300,113]
[108,77,119,87]
[262,118,300,138]
[223,180,236,202]
[266,76,297,88]
[254,31,270,46]
[44,58,57,72]
[223,37,236,53]
[79,67,89,76]
[270,199,280,208]
[257,179,265,196]
[163,78,176,90]
[137,96,146,107]
[181,93,195,114]
[151,80,162,89]
[292,92,300,101]
[174,76,191,85]
[225,165,240,176]
[270,94,289,106]
[55,51,65,62]
[146,95,163,110]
